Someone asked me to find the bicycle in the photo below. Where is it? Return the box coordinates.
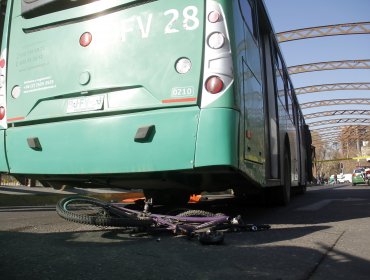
[56,196,270,244]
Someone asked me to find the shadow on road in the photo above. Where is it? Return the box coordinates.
[1,225,369,280]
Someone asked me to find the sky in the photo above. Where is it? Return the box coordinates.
[263,0,370,131]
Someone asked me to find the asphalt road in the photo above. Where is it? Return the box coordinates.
[1,183,370,280]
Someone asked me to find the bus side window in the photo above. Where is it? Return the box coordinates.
[286,78,293,119]
[239,0,258,42]
[274,50,286,110]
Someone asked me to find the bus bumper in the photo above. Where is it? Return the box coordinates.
[5,107,200,175]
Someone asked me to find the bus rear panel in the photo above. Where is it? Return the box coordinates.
[1,0,312,203]
[1,0,240,192]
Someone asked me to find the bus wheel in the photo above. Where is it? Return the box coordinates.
[264,152,291,206]
[294,183,306,195]
[276,152,291,205]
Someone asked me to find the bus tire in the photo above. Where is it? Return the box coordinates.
[264,151,291,206]
[294,183,306,195]
[280,151,292,205]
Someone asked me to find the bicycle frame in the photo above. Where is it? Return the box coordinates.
[106,202,232,234]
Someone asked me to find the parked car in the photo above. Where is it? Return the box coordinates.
[352,168,370,186]
[337,173,352,183]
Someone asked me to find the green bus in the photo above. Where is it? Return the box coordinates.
[0,0,312,205]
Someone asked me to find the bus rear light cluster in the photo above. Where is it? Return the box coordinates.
[201,1,233,107]
[0,50,7,127]
[205,76,224,94]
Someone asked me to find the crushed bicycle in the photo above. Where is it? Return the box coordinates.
[56,196,270,245]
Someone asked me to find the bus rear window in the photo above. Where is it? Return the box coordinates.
[22,0,99,19]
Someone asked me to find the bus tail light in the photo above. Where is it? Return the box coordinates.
[207,32,225,49]
[80,32,92,47]
[201,2,233,108]
[205,76,224,94]
[208,11,221,23]
[0,59,5,68]
[0,106,5,120]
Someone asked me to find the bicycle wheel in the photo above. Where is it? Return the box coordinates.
[176,210,217,217]
[56,196,153,227]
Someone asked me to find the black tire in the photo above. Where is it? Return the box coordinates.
[294,183,307,195]
[264,150,291,206]
[176,210,217,217]
[280,152,292,205]
[56,196,153,227]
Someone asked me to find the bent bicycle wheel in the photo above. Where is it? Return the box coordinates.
[56,196,153,227]
[176,210,217,217]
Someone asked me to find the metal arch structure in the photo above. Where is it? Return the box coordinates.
[304,110,370,120]
[311,125,370,146]
[311,125,369,134]
[276,22,370,43]
[295,82,370,95]
[288,59,370,75]
[308,118,370,128]
[300,98,370,109]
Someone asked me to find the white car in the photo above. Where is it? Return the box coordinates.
[337,173,352,183]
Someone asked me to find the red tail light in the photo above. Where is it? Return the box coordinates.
[0,106,5,120]
[205,76,224,94]
[0,59,5,68]
[80,32,92,47]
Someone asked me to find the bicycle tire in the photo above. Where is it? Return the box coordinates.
[56,196,153,227]
[176,210,217,217]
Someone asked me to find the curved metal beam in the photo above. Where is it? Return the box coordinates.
[304,110,370,119]
[300,98,370,109]
[308,118,370,128]
[276,22,370,43]
[295,82,370,95]
[312,132,369,143]
[312,131,341,137]
[311,125,369,133]
[288,59,370,75]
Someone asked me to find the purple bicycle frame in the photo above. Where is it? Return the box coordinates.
[109,203,231,233]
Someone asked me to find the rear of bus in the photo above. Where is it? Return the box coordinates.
[0,0,237,192]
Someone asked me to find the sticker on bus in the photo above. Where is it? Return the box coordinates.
[171,86,195,97]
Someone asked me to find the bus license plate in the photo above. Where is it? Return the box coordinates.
[66,95,104,113]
